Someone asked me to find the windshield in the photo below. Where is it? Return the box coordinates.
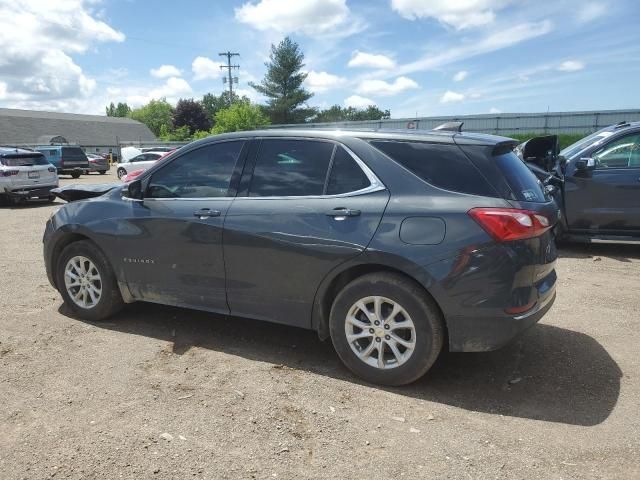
[560,130,615,158]
[1,154,49,167]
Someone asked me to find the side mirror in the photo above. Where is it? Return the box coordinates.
[122,179,143,200]
[575,157,596,172]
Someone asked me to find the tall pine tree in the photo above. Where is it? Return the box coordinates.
[250,37,315,124]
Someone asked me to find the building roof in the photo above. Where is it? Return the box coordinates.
[0,108,156,146]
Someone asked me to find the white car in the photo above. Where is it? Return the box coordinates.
[115,151,168,180]
[0,146,59,204]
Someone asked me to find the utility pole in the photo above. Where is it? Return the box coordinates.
[219,51,240,104]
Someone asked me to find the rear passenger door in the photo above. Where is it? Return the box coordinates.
[223,138,389,328]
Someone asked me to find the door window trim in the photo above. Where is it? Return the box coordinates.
[235,137,385,200]
[591,131,640,170]
[139,138,251,201]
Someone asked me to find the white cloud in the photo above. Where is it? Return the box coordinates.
[391,0,512,30]
[305,70,344,93]
[577,2,607,23]
[348,51,395,69]
[0,0,124,112]
[489,107,501,114]
[192,56,224,81]
[397,20,553,75]
[123,77,193,108]
[344,95,376,109]
[440,90,466,103]
[150,64,182,78]
[356,76,419,96]
[453,70,468,82]
[235,0,350,37]
[557,60,585,72]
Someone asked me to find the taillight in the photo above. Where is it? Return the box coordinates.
[48,166,56,173]
[469,208,551,242]
[0,169,19,177]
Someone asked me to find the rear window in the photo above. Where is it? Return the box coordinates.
[1,154,49,166]
[370,140,497,197]
[494,152,547,203]
[61,147,87,160]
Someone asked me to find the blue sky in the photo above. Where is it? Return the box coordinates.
[0,0,638,118]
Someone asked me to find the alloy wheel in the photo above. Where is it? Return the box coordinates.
[64,255,102,309]
[344,296,417,369]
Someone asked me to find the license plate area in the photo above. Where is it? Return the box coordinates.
[28,171,40,179]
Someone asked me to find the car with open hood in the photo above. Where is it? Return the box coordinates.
[517,122,640,242]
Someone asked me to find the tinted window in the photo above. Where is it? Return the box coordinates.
[61,147,87,160]
[371,141,496,197]
[494,152,547,202]
[1,154,49,166]
[147,141,244,198]
[249,139,334,197]
[593,134,640,168]
[326,147,370,195]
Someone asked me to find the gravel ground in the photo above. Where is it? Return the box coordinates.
[1,171,639,479]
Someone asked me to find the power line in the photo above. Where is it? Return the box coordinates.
[219,52,240,102]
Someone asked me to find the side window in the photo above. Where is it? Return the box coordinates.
[326,147,371,195]
[371,141,497,197]
[147,141,244,199]
[49,150,56,157]
[248,139,334,197]
[593,134,640,169]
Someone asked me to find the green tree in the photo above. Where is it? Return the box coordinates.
[173,98,211,134]
[250,36,314,124]
[129,99,174,137]
[159,125,191,141]
[105,102,132,117]
[212,101,270,134]
[314,104,390,123]
[201,92,252,125]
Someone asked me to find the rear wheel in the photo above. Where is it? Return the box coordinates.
[117,168,126,180]
[70,171,81,179]
[99,171,107,175]
[330,273,444,386]
[55,240,124,321]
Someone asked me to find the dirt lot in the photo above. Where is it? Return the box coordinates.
[1,171,639,479]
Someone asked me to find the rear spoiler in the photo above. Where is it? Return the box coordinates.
[492,140,519,156]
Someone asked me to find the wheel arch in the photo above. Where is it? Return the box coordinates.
[48,229,134,303]
[311,256,448,344]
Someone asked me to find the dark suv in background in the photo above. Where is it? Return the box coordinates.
[44,129,559,385]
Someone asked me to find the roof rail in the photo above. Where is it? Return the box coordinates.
[433,121,463,133]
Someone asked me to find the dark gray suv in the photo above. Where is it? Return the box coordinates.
[44,129,559,385]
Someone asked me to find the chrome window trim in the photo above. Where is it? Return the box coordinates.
[128,137,386,202]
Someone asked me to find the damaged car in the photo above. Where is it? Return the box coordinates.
[44,128,559,386]
[517,121,640,242]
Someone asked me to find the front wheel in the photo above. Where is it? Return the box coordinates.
[70,171,81,179]
[99,171,107,175]
[330,273,444,386]
[55,240,124,321]
[117,168,126,180]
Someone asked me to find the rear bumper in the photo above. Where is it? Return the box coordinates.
[447,288,556,352]
[4,184,58,199]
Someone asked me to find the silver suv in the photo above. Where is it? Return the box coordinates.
[0,147,59,204]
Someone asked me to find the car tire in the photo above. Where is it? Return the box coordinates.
[71,171,81,179]
[117,168,126,180]
[55,240,124,322]
[99,171,106,175]
[329,272,444,386]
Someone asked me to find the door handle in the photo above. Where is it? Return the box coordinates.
[326,208,361,220]
[193,208,221,219]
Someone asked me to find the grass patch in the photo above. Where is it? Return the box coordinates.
[505,133,587,150]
